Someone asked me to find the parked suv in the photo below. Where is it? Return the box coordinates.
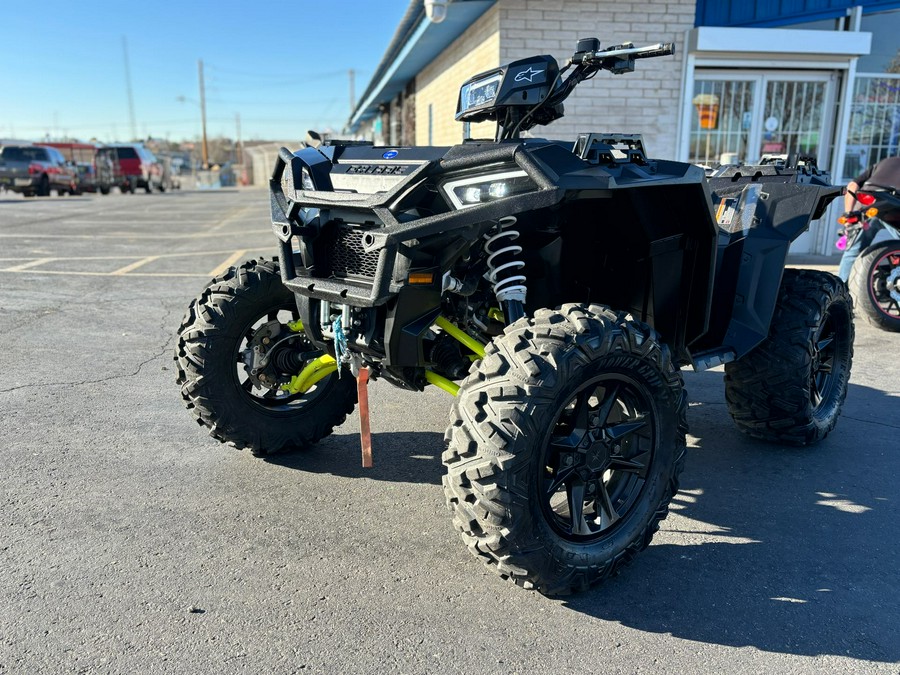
[0,144,78,197]
[95,144,163,194]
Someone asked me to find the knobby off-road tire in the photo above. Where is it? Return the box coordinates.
[724,269,854,445]
[175,258,356,456]
[443,304,687,595]
[847,240,900,332]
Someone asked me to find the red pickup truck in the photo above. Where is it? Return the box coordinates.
[95,144,164,194]
[0,144,79,197]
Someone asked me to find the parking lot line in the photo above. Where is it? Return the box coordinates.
[111,256,161,275]
[0,249,264,264]
[208,205,256,233]
[2,258,56,272]
[0,248,270,278]
[0,270,211,278]
[0,232,267,241]
[208,250,248,277]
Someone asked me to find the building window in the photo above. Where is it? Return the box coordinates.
[845,74,900,176]
[689,73,833,168]
[843,9,900,177]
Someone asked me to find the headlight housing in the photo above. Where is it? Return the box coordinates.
[441,169,534,209]
[458,71,502,118]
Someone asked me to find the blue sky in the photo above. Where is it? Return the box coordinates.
[0,1,409,143]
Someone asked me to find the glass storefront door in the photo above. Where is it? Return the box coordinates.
[689,71,837,168]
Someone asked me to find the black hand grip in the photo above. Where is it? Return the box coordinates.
[633,43,676,59]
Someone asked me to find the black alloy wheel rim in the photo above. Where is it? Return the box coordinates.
[869,250,900,320]
[540,374,655,541]
[234,306,332,412]
[809,309,841,411]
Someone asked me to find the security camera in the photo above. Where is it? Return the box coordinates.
[425,0,449,23]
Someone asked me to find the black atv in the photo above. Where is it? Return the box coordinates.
[175,39,854,595]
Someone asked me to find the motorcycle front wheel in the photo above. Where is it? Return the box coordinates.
[848,240,900,332]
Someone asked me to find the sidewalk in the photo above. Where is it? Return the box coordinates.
[785,254,840,273]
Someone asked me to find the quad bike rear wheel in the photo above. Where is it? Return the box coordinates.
[443,304,686,595]
[847,240,900,332]
[724,269,854,445]
[175,258,356,456]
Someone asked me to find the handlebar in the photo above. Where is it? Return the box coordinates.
[591,42,676,61]
[506,39,676,139]
[568,40,675,76]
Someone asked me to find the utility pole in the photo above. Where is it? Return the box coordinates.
[198,59,209,169]
[349,69,356,115]
[235,113,243,165]
[122,37,137,141]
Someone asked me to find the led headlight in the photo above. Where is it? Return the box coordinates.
[458,71,502,116]
[442,170,534,209]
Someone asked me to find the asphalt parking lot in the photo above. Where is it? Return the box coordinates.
[1,188,898,674]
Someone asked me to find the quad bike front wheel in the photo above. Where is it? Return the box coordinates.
[443,304,687,595]
[724,269,854,445]
[847,240,900,332]
[175,258,357,456]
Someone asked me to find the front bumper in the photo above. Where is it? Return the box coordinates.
[269,145,563,307]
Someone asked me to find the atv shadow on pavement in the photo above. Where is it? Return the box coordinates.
[264,430,445,485]
[258,369,898,662]
[559,373,899,663]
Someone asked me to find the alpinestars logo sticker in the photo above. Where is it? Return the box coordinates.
[514,67,544,83]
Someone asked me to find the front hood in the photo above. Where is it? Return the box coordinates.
[323,144,449,195]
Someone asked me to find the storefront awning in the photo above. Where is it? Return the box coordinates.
[348,0,496,132]
[688,26,872,62]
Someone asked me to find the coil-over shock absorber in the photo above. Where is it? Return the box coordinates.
[484,216,526,322]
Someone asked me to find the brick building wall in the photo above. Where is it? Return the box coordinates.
[497,0,696,159]
[414,6,501,145]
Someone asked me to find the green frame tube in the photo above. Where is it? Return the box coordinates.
[282,354,337,395]
[281,316,481,398]
[433,316,486,359]
[424,315,488,397]
[425,370,460,396]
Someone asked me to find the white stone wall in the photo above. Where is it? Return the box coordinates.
[498,0,696,159]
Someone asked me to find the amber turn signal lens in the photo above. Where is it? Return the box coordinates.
[866,207,879,218]
[408,272,434,284]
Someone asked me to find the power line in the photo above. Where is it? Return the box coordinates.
[198,59,209,169]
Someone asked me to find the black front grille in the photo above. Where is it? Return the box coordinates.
[328,228,379,278]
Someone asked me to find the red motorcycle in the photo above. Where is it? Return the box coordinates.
[838,186,900,332]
